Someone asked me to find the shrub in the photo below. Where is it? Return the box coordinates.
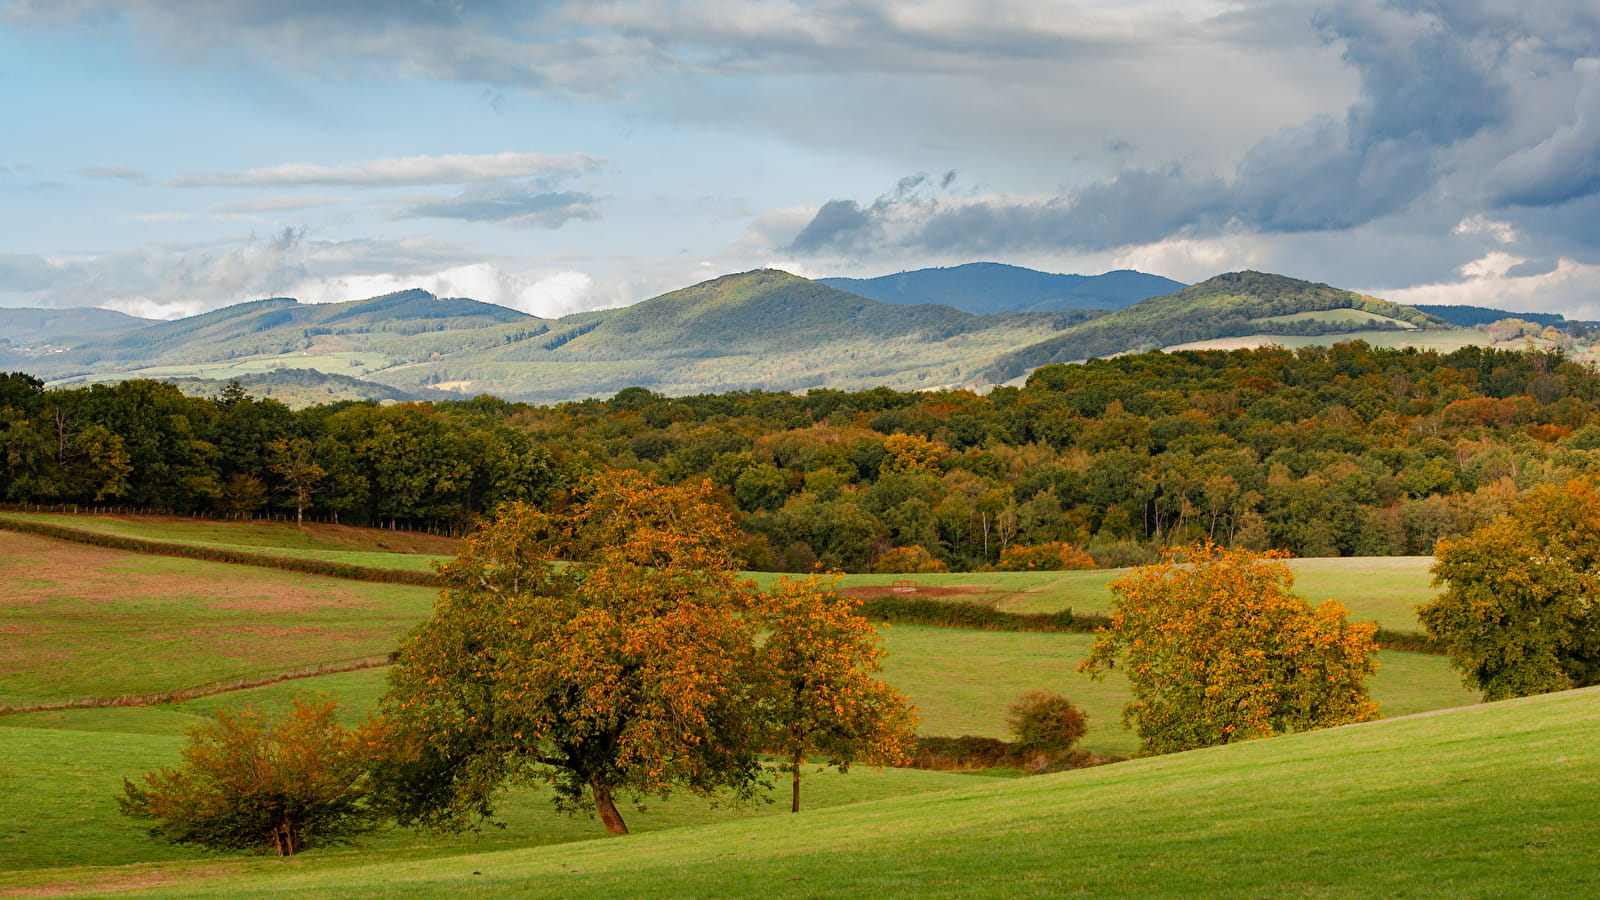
[872,544,950,573]
[1006,690,1088,753]
[995,542,1097,571]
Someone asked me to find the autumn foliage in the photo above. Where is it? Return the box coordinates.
[117,696,379,857]
[757,575,918,812]
[372,470,913,835]
[1080,542,1380,756]
[994,542,1097,571]
[1422,479,1600,700]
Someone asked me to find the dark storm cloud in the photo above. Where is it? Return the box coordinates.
[784,1,1600,259]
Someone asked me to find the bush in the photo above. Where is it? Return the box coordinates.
[872,544,950,574]
[994,542,1096,571]
[1006,690,1088,753]
[118,696,380,857]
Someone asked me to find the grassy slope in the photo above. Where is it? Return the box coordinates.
[15,686,1591,899]
[0,512,456,571]
[0,533,435,705]
[836,555,1437,632]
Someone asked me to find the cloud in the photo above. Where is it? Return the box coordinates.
[1380,256,1600,318]
[72,165,146,181]
[209,195,350,214]
[0,230,485,318]
[170,152,604,189]
[1488,59,1600,207]
[403,181,600,228]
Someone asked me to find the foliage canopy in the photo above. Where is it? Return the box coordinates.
[1421,479,1600,700]
[1080,542,1380,755]
[117,696,378,857]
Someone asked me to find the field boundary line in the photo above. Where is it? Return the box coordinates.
[0,514,439,587]
[0,653,398,715]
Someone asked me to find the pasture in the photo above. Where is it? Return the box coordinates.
[0,513,1497,896]
[5,684,1592,898]
[836,555,1438,632]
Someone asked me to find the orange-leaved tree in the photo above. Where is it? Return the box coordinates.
[757,575,918,812]
[1079,541,1380,756]
[371,471,768,835]
[118,695,379,857]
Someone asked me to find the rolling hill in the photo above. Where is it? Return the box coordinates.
[982,270,1456,382]
[0,306,154,348]
[820,262,1185,313]
[4,268,1504,404]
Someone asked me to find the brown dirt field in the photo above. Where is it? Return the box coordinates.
[839,584,988,599]
[0,533,378,614]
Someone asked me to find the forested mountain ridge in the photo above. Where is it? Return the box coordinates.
[380,270,1099,402]
[8,290,540,377]
[0,268,1524,404]
[0,307,155,348]
[982,271,1454,382]
[818,263,1185,314]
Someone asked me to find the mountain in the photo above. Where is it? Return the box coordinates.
[0,306,155,348]
[1411,304,1565,328]
[381,270,1099,402]
[7,269,1490,405]
[11,289,543,379]
[982,271,1455,382]
[819,263,1185,314]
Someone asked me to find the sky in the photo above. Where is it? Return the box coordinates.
[4,1,1600,321]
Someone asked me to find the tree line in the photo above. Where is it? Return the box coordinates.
[9,340,1600,569]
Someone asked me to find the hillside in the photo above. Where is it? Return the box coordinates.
[14,686,1591,897]
[0,305,154,348]
[378,270,1098,402]
[12,290,541,379]
[984,270,1454,381]
[820,262,1185,313]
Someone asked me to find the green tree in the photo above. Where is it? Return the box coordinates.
[267,437,326,527]
[757,576,917,812]
[1080,542,1380,755]
[372,471,768,836]
[117,696,378,857]
[1421,480,1600,700]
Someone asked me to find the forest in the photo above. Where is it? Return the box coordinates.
[4,340,1599,572]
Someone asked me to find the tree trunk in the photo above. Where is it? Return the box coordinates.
[591,778,629,835]
[791,752,804,813]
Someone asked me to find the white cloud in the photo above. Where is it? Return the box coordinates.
[1380,258,1600,318]
[286,264,604,318]
[171,152,605,189]
[99,295,211,320]
[1454,215,1519,244]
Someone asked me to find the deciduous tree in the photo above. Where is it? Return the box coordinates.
[372,471,768,835]
[1080,542,1380,755]
[1421,480,1600,700]
[117,696,378,857]
[757,575,917,812]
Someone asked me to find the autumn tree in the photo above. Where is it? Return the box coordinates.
[267,437,325,527]
[372,471,769,836]
[757,575,917,812]
[994,541,1096,571]
[1079,542,1380,755]
[117,696,378,857]
[1421,480,1600,700]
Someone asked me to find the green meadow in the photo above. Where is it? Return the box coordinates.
[0,514,1519,898]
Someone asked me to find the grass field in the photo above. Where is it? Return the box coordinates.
[0,511,456,572]
[5,686,1590,898]
[0,533,435,707]
[836,556,1437,632]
